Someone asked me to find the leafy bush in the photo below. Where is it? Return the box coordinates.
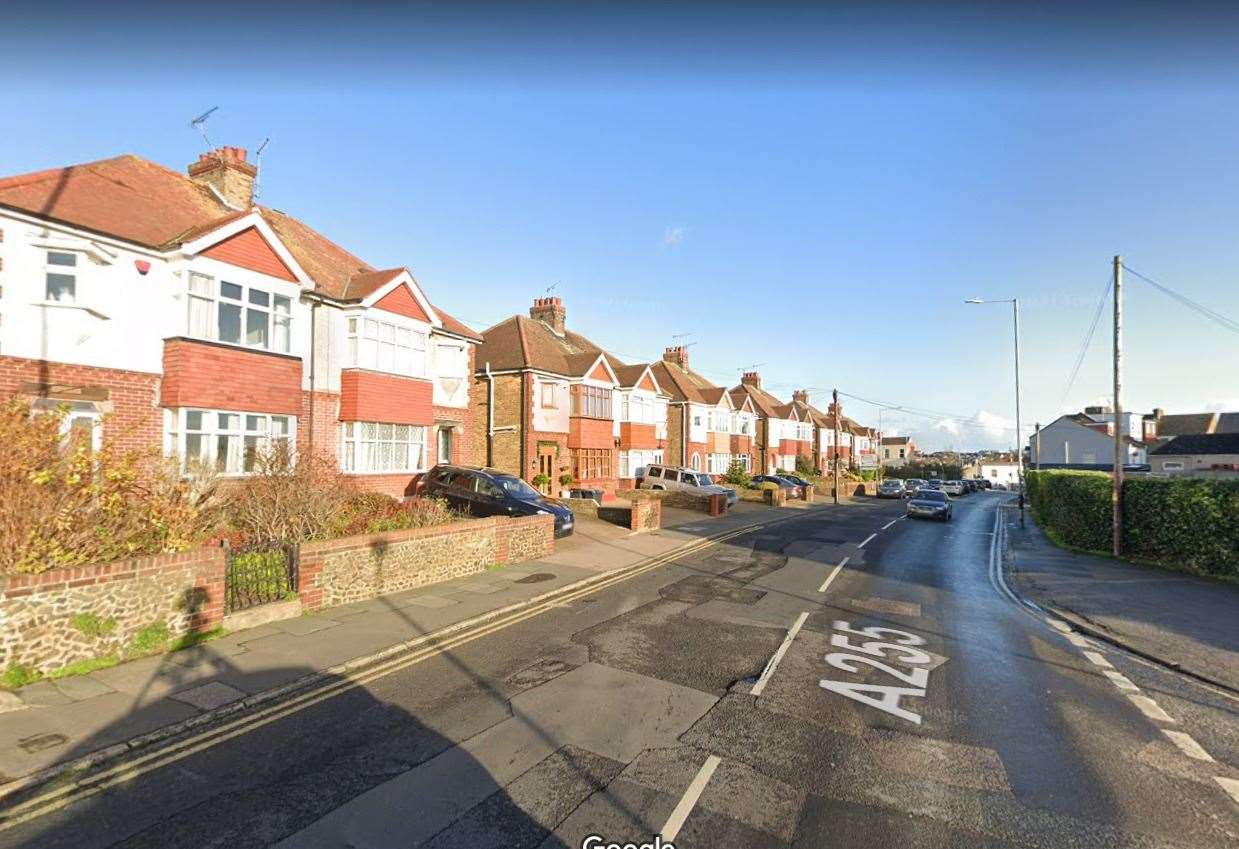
[1122,478,1239,578]
[222,446,354,548]
[722,460,752,487]
[794,455,818,479]
[558,472,574,487]
[1025,470,1239,578]
[532,473,551,490]
[327,492,456,537]
[0,400,219,574]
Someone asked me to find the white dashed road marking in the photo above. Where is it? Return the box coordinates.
[751,611,810,696]
[1215,776,1239,806]
[661,754,722,841]
[1047,619,1072,634]
[817,557,848,593]
[1162,730,1215,762]
[1128,694,1176,723]
[881,519,898,530]
[1082,650,1113,669]
[1104,670,1140,692]
[858,533,877,548]
[1065,633,1091,648]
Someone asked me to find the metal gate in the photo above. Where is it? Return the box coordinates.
[225,544,298,613]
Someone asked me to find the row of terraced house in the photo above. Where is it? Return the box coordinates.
[0,147,879,501]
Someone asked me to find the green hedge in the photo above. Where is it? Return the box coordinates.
[1025,471,1239,578]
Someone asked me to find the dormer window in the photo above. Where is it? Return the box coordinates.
[45,251,77,302]
[187,272,292,353]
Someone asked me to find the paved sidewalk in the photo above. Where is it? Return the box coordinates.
[0,500,818,787]
[1006,511,1239,691]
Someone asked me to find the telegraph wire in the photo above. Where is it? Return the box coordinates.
[1122,264,1239,336]
[1058,275,1113,411]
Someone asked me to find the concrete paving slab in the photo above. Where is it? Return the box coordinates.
[169,681,247,711]
[396,594,457,609]
[18,681,74,707]
[51,675,116,702]
[536,776,675,848]
[451,582,508,595]
[272,616,340,636]
[510,662,718,761]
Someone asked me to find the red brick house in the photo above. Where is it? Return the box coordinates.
[729,371,810,475]
[0,148,479,498]
[473,297,642,499]
[650,346,757,476]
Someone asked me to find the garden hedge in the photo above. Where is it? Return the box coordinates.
[1025,471,1239,578]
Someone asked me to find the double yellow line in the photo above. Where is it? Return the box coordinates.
[0,518,781,831]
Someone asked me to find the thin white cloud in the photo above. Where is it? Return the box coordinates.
[975,410,1013,438]
[1205,398,1239,412]
[662,225,686,247]
[934,419,961,436]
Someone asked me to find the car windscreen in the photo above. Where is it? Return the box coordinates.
[913,490,947,502]
[694,474,713,486]
[494,475,542,500]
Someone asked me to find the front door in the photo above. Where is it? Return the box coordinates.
[538,447,556,492]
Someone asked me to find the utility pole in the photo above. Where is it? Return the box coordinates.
[877,408,884,482]
[832,388,841,505]
[1112,255,1124,557]
[1034,422,1041,471]
[1013,298,1025,527]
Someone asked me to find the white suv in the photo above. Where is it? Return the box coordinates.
[638,464,739,506]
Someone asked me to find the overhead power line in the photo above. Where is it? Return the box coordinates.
[1058,275,1113,411]
[1122,264,1239,336]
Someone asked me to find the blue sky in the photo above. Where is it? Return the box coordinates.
[3,2,1238,450]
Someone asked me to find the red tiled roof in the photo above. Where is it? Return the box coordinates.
[475,314,617,376]
[0,153,480,340]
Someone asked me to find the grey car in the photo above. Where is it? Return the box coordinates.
[906,488,953,521]
[638,464,739,506]
[877,478,905,499]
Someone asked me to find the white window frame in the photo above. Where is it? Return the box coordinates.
[45,250,78,303]
[187,272,293,354]
[166,408,296,476]
[346,315,426,376]
[340,421,428,474]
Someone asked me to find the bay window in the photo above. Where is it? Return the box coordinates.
[167,409,295,474]
[571,385,612,419]
[346,316,426,376]
[186,272,292,354]
[340,422,427,473]
[571,447,613,480]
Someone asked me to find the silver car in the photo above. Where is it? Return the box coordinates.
[639,464,739,506]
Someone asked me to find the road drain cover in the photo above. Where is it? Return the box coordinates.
[515,573,555,584]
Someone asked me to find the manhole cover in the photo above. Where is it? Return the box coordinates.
[515,572,556,584]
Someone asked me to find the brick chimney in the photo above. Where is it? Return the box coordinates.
[662,345,689,369]
[188,146,257,210]
[741,371,761,388]
[530,296,566,335]
[828,401,841,415]
[792,389,808,405]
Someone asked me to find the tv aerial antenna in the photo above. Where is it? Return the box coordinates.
[189,106,219,152]
[670,332,697,348]
[738,362,766,372]
[545,282,559,296]
[253,138,270,201]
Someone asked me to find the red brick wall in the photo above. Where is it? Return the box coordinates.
[569,416,614,449]
[201,226,297,282]
[339,369,433,424]
[299,390,341,461]
[619,422,658,449]
[162,338,302,415]
[0,354,161,453]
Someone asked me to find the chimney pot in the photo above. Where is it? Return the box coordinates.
[792,389,808,404]
[661,345,689,369]
[187,145,257,210]
[529,296,566,335]
[741,371,761,387]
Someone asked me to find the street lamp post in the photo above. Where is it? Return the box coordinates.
[965,297,1024,525]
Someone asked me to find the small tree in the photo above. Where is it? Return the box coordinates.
[722,459,752,487]
[794,455,818,479]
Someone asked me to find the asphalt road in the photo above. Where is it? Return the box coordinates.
[3,494,1236,848]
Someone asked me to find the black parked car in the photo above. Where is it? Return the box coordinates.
[751,475,803,497]
[421,464,575,537]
